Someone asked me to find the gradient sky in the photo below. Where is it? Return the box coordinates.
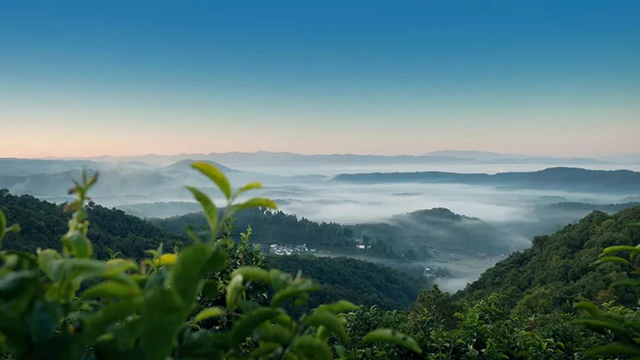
[1,1,639,158]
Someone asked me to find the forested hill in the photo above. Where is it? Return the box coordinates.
[155,209,357,250]
[267,255,427,310]
[0,189,184,259]
[334,167,640,193]
[353,207,512,257]
[457,205,640,315]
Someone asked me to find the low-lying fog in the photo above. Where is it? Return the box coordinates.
[4,158,640,293]
[112,164,638,292]
[261,181,633,292]
[271,182,622,225]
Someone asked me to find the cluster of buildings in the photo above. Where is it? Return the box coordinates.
[423,267,437,278]
[354,238,371,250]
[268,243,316,256]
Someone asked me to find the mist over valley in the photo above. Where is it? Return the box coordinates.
[2,152,639,292]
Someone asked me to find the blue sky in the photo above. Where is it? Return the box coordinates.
[1,1,638,157]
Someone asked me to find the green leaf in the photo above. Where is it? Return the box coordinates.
[0,210,6,242]
[574,302,601,316]
[6,224,20,234]
[235,181,263,197]
[185,186,218,237]
[602,246,640,255]
[201,280,220,300]
[169,244,214,306]
[0,210,18,244]
[269,269,293,293]
[594,256,630,266]
[226,275,244,312]
[62,230,93,259]
[316,300,361,314]
[27,300,61,346]
[0,270,37,299]
[81,281,140,299]
[204,245,228,272]
[194,307,226,323]
[231,266,271,284]
[79,298,143,350]
[54,258,106,283]
[141,286,185,360]
[584,343,640,357]
[362,329,422,354]
[230,307,281,347]
[272,313,293,329]
[271,278,320,308]
[191,161,231,199]
[250,342,281,358]
[611,278,640,288]
[574,318,629,334]
[103,259,138,277]
[37,249,62,278]
[303,310,350,344]
[253,323,292,346]
[234,197,277,213]
[291,335,332,360]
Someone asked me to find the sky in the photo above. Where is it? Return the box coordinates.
[0,0,639,158]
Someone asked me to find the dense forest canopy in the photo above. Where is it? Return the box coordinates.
[458,206,640,312]
[267,255,426,310]
[0,189,184,260]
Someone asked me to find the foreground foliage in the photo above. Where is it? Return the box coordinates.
[0,163,420,360]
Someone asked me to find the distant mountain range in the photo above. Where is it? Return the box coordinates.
[32,150,634,166]
[333,167,640,193]
[424,150,617,163]
[0,157,330,206]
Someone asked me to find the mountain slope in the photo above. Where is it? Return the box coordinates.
[164,159,236,173]
[457,206,640,315]
[0,189,184,259]
[353,208,513,257]
[334,167,640,193]
[0,158,99,176]
[267,255,427,310]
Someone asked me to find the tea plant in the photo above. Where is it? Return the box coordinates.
[0,162,421,360]
[575,222,640,358]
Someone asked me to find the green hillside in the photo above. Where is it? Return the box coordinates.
[0,188,184,259]
[267,255,427,310]
[458,206,640,314]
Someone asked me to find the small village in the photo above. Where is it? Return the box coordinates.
[268,243,316,256]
